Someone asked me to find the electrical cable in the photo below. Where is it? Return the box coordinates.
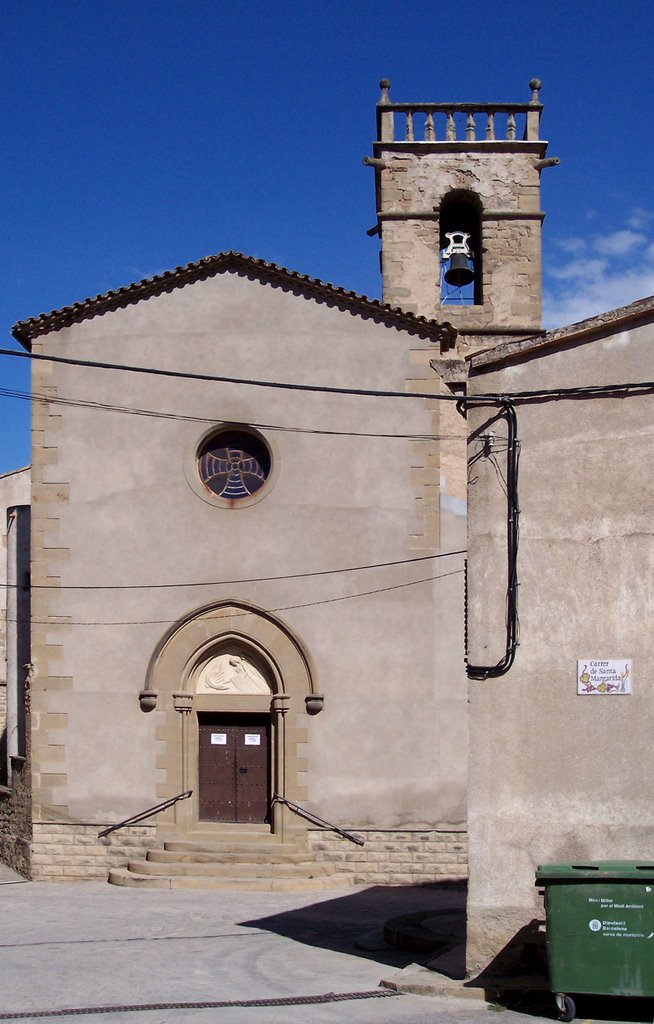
[1,350,648,670]
[502,381,654,402]
[0,386,461,441]
[7,549,466,592]
[9,568,464,626]
[1,345,653,403]
[463,399,520,679]
[0,346,457,401]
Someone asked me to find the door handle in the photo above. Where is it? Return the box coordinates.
[239,767,248,774]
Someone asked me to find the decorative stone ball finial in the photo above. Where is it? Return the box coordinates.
[529,78,543,102]
[379,78,391,103]
[305,694,325,716]
[138,688,158,713]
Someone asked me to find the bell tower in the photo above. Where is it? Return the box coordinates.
[365,79,557,350]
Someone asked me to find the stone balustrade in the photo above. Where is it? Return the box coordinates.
[377,78,543,143]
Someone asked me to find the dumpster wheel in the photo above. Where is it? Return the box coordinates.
[555,993,575,1022]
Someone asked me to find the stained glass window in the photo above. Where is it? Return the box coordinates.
[197,430,271,501]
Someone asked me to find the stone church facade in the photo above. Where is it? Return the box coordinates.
[11,258,469,885]
[2,79,553,895]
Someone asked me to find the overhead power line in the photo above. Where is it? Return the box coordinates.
[15,549,466,592]
[0,346,453,401]
[1,346,653,403]
[504,381,654,402]
[13,568,465,626]
[0,387,461,441]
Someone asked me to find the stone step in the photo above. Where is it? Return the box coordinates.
[130,858,337,878]
[163,839,307,856]
[162,839,309,856]
[188,822,272,833]
[108,868,356,892]
[162,835,309,851]
[160,827,302,846]
[151,847,309,865]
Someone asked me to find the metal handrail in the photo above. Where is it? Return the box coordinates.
[98,790,192,841]
[272,794,364,847]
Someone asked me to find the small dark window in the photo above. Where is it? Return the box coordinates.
[198,430,271,501]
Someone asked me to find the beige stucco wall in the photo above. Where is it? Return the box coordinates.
[465,314,654,973]
[29,269,468,838]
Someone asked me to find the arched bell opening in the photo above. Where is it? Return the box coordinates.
[439,192,483,306]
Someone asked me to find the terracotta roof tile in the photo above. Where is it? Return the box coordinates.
[12,250,455,349]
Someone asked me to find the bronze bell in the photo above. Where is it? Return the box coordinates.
[444,253,474,287]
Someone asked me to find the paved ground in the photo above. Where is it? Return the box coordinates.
[1,877,653,1024]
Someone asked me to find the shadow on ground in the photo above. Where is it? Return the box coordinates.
[240,881,466,969]
[474,922,654,1021]
[243,885,654,1022]
[499,990,654,1022]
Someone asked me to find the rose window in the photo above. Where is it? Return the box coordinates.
[197,430,271,501]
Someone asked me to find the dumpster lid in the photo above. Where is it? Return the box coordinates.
[536,860,654,882]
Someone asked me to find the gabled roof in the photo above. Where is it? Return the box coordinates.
[12,250,456,349]
[469,293,654,372]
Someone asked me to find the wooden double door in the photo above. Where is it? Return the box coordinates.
[198,713,270,823]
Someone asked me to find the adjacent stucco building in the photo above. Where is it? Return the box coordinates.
[465,297,654,974]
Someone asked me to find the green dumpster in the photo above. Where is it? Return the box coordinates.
[536,861,654,1021]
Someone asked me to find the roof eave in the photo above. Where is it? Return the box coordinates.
[11,250,454,348]
[468,294,654,373]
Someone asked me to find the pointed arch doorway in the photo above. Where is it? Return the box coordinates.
[192,643,275,825]
[146,601,316,839]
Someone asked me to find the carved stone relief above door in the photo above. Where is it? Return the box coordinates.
[196,649,272,695]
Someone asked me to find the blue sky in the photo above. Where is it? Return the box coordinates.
[2,0,653,473]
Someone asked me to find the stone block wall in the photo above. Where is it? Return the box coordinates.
[21,824,467,883]
[30,823,160,880]
[377,149,544,334]
[0,758,32,877]
[0,685,6,779]
[308,828,467,884]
